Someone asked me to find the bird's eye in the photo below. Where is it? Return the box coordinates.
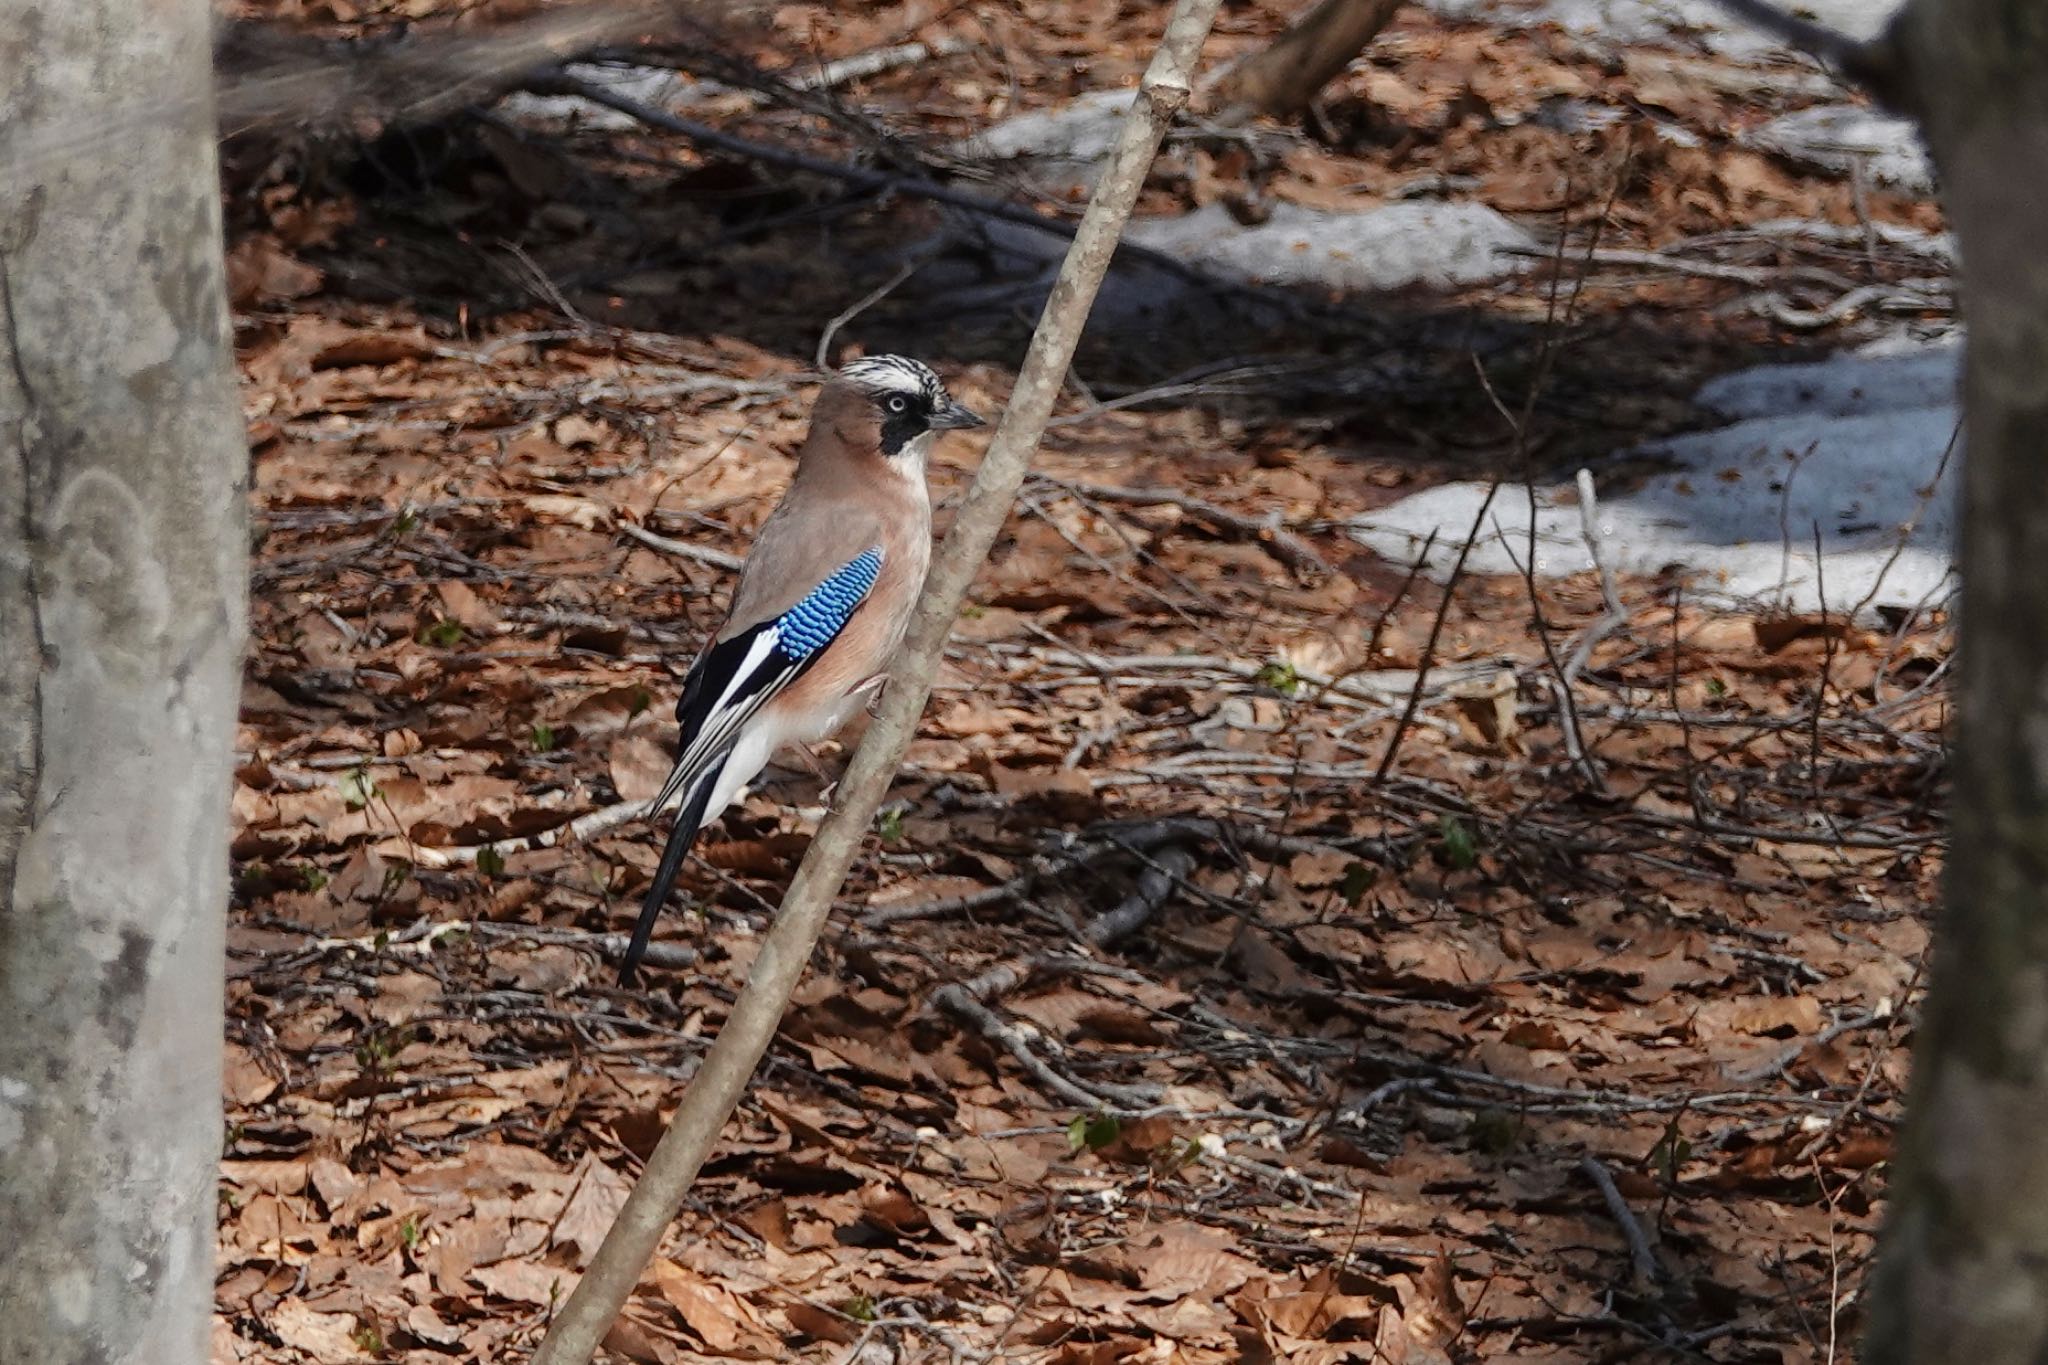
[886,395,910,414]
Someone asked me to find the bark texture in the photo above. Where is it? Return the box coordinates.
[0,4,246,1364]
[1865,3,2048,1362]
[1206,0,1404,119]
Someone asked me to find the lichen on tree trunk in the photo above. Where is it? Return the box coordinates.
[0,4,247,1364]
[1866,2,2048,1361]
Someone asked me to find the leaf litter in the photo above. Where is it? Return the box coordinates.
[216,0,1947,1361]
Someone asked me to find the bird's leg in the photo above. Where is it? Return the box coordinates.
[853,672,889,717]
[807,676,892,805]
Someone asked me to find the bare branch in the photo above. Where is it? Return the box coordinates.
[532,72,1232,294]
[1579,1155,1663,1291]
[1207,0,1406,121]
[1039,476,1333,579]
[523,3,1228,1359]
[215,2,698,139]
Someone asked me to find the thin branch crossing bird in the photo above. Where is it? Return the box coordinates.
[619,356,984,985]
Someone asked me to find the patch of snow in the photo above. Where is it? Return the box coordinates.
[1424,0,1904,59]
[1126,201,1536,293]
[958,90,1133,196]
[966,88,1130,165]
[1745,105,1932,193]
[905,200,1533,330]
[1694,342,1958,420]
[1350,341,1962,615]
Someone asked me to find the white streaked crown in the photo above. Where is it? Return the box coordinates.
[839,354,948,407]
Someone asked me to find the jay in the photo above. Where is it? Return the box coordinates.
[619,356,985,984]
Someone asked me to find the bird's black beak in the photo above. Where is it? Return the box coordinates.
[930,399,987,431]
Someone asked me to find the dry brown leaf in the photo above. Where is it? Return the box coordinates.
[523,494,610,529]
[435,579,499,629]
[268,1300,370,1361]
[471,1258,577,1307]
[222,1159,310,1196]
[1134,1222,1255,1301]
[1721,994,1824,1038]
[988,763,1098,817]
[224,1043,282,1106]
[1500,1019,1570,1051]
[549,1156,636,1269]
[1287,848,1355,888]
[1399,1254,1467,1351]
[552,413,612,447]
[309,326,434,370]
[1257,1267,1392,1342]
[609,730,675,802]
[1750,613,1875,653]
[1448,668,1519,753]
[225,234,325,306]
[650,1260,779,1358]
[783,1300,859,1344]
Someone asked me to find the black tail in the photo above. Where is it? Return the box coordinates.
[619,766,720,986]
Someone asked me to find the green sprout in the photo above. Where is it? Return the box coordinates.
[1254,660,1304,698]
[339,767,378,811]
[1437,815,1478,871]
[1067,1112,1121,1153]
[1339,861,1375,906]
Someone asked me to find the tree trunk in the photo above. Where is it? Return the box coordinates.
[1865,4,2048,1362]
[0,4,246,1364]
[1206,0,1405,120]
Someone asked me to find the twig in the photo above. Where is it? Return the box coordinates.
[910,845,1193,1105]
[1503,243,1855,290]
[815,248,942,371]
[615,518,745,572]
[1726,1008,1886,1086]
[1560,469,1628,685]
[784,39,972,95]
[1084,845,1194,949]
[1306,1186,1374,1327]
[417,795,656,868]
[1039,477,1332,579]
[1205,1147,1357,1204]
[930,985,1159,1109]
[532,71,1231,297]
[1750,281,1946,329]
[526,6,1227,1358]
[1372,481,1500,783]
[0,2,688,183]
[862,815,1364,929]
[1578,1155,1661,1289]
[475,923,701,972]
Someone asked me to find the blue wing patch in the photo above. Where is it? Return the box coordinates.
[774,552,880,663]
[775,548,884,661]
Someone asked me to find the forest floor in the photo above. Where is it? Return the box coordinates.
[215,1,1948,1362]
